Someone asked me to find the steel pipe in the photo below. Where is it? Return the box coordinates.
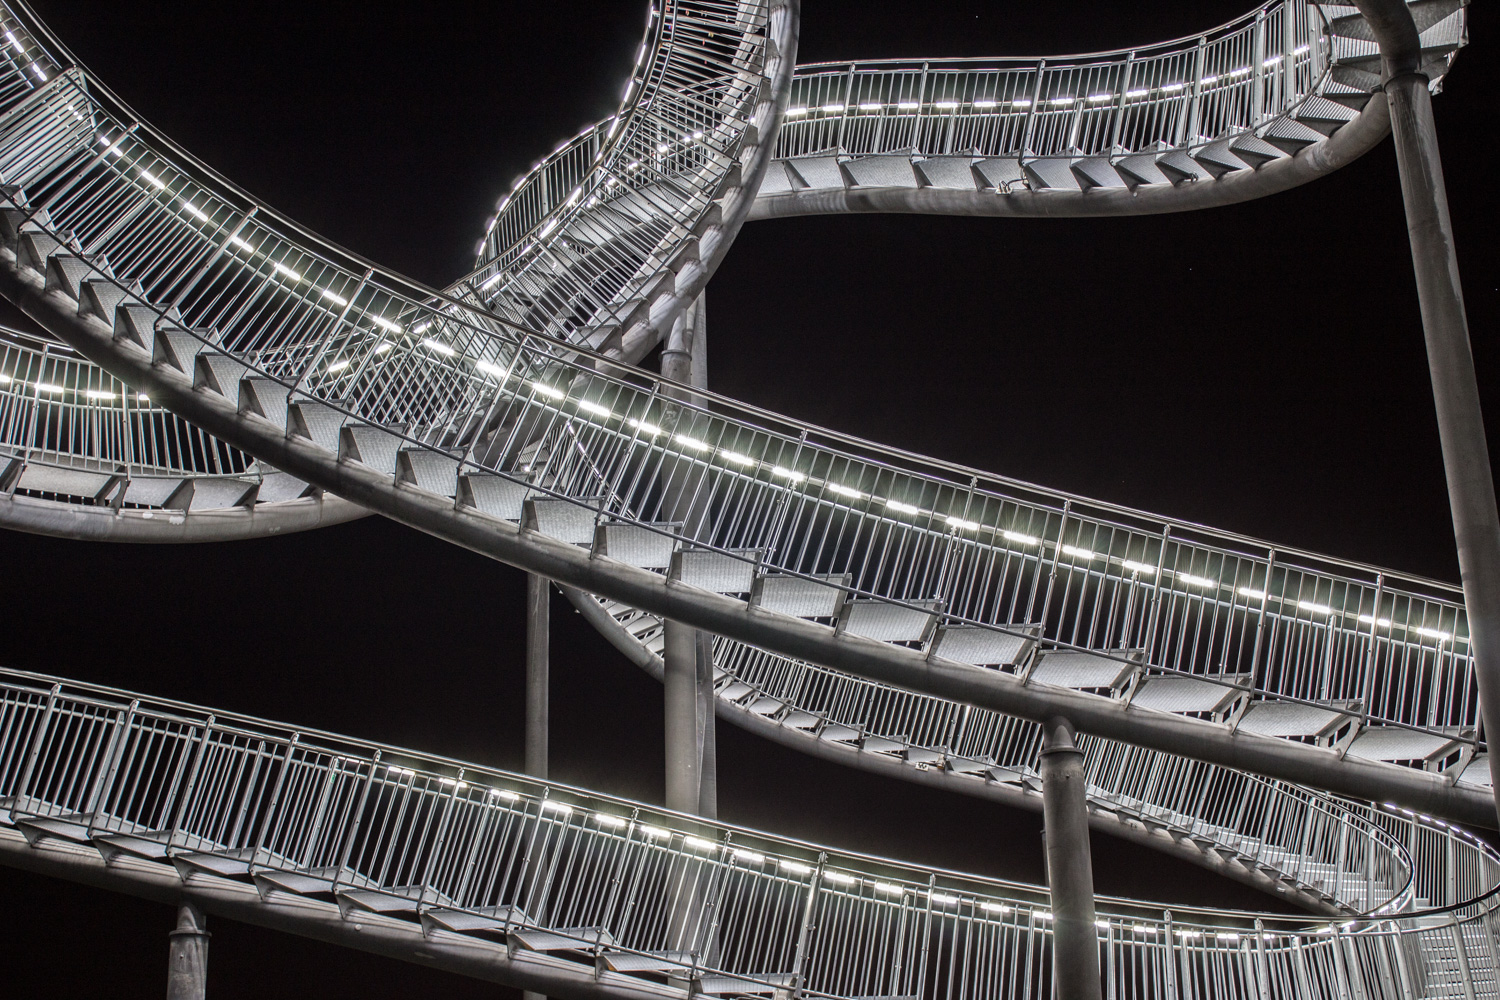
[1041,717,1102,1000]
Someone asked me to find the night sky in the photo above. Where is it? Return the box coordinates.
[1,1,1496,995]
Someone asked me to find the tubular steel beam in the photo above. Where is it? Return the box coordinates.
[527,573,550,782]
[1041,717,1102,1000]
[1352,0,1500,823]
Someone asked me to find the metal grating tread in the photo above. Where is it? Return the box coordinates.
[524,497,602,545]
[840,599,941,643]
[1029,649,1140,691]
[596,521,681,570]
[457,473,534,521]
[1131,674,1248,715]
[929,624,1038,667]
[753,573,850,618]
[1237,701,1354,739]
[1346,726,1466,763]
[672,548,760,594]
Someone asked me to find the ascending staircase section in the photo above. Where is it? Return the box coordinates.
[754,0,1467,218]
[0,325,364,539]
[3,668,1498,1000]
[0,0,1491,826]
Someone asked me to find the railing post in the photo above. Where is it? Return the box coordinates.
[1252,11,1268,125]
[85,699,137,838]
[167,716,215,848]
[250,734,300,869]
[10,682,60,818]
[1254,918,1273,1000]
[1181,37,1208,146]
[1109,53,1136,152]
[789,854,826,999]
[1020,60,1046,154]
[1162,909,1177,1000]
[1450,916,1479,1000]
[331,749,381,895]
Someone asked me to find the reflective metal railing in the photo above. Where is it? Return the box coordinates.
[0,324,252,485]
[0,0,1480,775]
[2,668,1497,1000]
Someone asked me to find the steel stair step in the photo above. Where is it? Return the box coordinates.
[1029,649,1141,692]
[598,950,694,974]
[751,572,850,618]
[594,520,681,570]
[1237,700,1356,740]
[510,927,617,952]
[151,327,208,373]
[421,904,530,935]
[838,599,941,643]
[1131,673,1249,716]
[43,251,108,299]
[929,623,1039,668]
[78,276,139,324]
[671,547,760,594]
[193,351,249,404]
[457,472,534,520]
[339,425,407,476]
[524,496,602,545]
[1346,725,1467,763]
[696,973,795,995]
[287,401,348,452]
[396,445,460,496]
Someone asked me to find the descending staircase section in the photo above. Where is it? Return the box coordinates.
[3,668,1499,1000]
[457,0,798,364]
[0,0,1490,824]
[0,324,364,540]
[573,591,1422,916]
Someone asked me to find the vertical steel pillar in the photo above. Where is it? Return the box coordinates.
[1360,0,1500,823]
[1040,717,1101,1000]
[662,294,715,818]
[524,574,549,1000]
[525,573,549,781]
[166,901,208,1000]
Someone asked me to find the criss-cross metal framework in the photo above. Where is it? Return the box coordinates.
[0,0,1491,995]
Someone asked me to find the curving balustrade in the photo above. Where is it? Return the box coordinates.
[0,324,363,537]
[0,0,1487,823]
[2,668,1498,999]
[582,593,1422,916]
[478,0,1468,253]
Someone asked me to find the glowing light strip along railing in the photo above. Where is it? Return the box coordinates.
[479,0,1324,267]
[780,0,1324,161]
[0,5,1476,754]
[2,669,1498,1000]
[0,326,250,481]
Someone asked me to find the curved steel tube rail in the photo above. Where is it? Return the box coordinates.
[2,667,1499,1000]
[0,0,1489,827]
[0,324,365,539]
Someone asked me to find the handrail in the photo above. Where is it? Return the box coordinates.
[2,666,1497,1000]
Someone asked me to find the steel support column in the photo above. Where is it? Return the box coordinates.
[167,901,209,1000]
[526,573,549,781]
[525,573,549,1000]
[1358,0,1500,823]
[1040,717,1101,1000]
[662,294,715,817]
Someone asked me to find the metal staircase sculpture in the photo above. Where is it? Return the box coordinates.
[0,0,1492,995]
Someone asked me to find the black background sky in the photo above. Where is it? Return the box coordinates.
[1,1,1496,995]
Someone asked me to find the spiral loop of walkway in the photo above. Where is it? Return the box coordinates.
[3,669,1499,1000]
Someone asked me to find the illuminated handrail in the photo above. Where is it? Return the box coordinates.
[1,668,1496,999]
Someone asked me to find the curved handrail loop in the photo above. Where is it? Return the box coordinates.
[0,325,366,540]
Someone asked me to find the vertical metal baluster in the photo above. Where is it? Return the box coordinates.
[331,749,381,896]
[84,698,137,838]
[1020,60,1046,154]
[166,715,215,848]
[1251,11,1267,126]
[789,854,827,999]
[1109,53,1135,153]
[250,733,299,870]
